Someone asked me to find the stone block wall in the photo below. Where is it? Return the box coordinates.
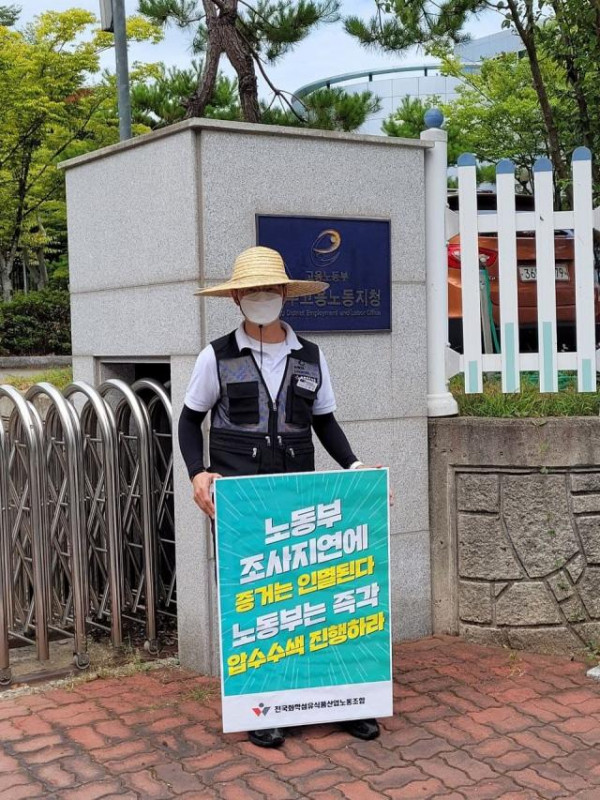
[458,470,600,653]
[430,418,600,656]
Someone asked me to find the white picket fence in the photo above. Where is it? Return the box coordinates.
[450,149,598,395]
[421,113,600,415]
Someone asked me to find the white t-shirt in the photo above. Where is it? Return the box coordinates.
[184,322,337,415]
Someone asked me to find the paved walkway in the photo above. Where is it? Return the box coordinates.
[1,636,600,799]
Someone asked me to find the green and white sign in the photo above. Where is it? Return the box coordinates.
[214,468,392,733]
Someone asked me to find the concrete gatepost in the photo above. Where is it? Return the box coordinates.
[62,119,434,675]
[421,110,458,418]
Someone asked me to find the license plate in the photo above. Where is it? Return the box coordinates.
[519,265,570,282]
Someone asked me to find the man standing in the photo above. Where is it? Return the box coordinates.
[178,245,381,748]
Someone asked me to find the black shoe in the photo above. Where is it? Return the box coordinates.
[248,727,286,748]
[341,718,380,741]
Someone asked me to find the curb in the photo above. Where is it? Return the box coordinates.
[0,355,72,369]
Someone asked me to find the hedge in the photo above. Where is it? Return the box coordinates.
[0,289,71,356]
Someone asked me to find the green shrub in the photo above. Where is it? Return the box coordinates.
[450,372,600,417]
[0,289,71,356]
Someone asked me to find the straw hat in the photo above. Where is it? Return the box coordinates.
[195,246,329,298]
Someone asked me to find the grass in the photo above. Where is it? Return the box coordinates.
[2,366,73,392]
[184,686,219,703]
[450,372,600,417]
[584,641,600,666]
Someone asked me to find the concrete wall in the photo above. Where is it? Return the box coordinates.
[430,417,600,657]
[63,118,432,675]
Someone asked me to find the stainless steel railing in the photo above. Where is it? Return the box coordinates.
[0,378,175,684]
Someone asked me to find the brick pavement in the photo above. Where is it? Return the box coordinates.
[1,636,600,799]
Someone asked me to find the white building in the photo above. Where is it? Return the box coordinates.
[294,31,523,135]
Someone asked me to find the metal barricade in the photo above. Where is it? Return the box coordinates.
[132,380,175,620]
[99,380,158,654]
[64,382,123,648]
[0,378,174,683]
[26,384,89,669]
[0,387,50,672]
[0,416,11,684]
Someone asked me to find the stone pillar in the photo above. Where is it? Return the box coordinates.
[63,119,433,673]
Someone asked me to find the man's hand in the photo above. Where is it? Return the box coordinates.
[355,463,395,507]
[191,471,222,518]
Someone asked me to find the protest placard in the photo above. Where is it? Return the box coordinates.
[214,468,392,733]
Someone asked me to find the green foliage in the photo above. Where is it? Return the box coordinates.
[450,373,600,417]
[345,0,472,53]
[0,10,161,302]
[477,165,497,185]
[440,54,572,185]
[132,62,240,127]
[140,0,339,61]
[139,0,341,122]
[383,53,580,191]
[0,289,71,356]
[347,0,600,198]
[383,95,437,138]
[3,366,73,391]
[0,4,19,26]
[136,0,200,28]
[131,60,379,132]
[238,0,340,62]
[536,2,600,159]
[383,95,460,163]
[264,87,381,131]
[48,255,70,290]
[302,88,380,131]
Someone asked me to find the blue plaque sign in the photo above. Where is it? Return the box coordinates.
[256,215,391,332]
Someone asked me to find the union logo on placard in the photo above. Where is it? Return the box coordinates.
[251,702,270,717]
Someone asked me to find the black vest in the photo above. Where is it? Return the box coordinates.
[209,331,322,477]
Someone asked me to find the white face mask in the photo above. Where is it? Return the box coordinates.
[239,291,284,325]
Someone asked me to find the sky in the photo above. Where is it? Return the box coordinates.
[22,0,503,101]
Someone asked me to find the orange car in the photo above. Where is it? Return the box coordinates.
[447,192,600,351]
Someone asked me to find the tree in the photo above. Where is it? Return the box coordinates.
[0,4,19,26]
[382,55,575,194]
[0,10,160,301]
[131,61,240,127]
[345,0,573,188]
[130,58,380,131]
[383,96,437,139]
[263,87,381,130]
[299,88,381,131]
[383,95,461,163]
[442,53,574,192]
[383,93,495,185]
[536,0,600,167]
[382,94,462,162]
[138,0,340,122]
